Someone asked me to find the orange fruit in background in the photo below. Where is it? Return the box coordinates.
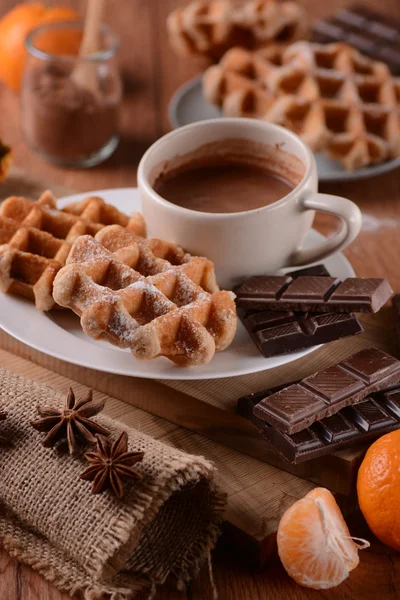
[0,140,12,181]
[0,2,79,93]
[277,487,368,590]
[0,139,11,181]
[357,429,400,551]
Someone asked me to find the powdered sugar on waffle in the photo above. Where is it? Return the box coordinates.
[107,308,140,345]
[0,193,146,311]
[128,280,176,314]
[53,229,237,366]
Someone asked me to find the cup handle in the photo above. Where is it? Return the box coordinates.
[290,193,362,266]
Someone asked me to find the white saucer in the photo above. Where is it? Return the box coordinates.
[169,76,400,183]
[0,188,355,381]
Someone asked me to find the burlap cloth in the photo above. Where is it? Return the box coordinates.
[0,367,226,599]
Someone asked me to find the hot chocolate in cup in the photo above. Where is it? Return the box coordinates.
[138,119,362,290]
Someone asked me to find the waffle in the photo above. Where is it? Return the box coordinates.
[167,0,308,60]
[53,225,237,366]
[94,224,219,293]
[0,192,146,311]
[203,41,400,170]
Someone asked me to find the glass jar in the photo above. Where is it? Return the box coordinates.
[21,22,122,167]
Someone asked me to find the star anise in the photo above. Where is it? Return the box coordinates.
[0,413,10,446]
[31,388,110,455]
[80,432,144,498]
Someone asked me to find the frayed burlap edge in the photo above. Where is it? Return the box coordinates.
[76,413,227,587]
[0,368,227,598]
[0,506,147,600]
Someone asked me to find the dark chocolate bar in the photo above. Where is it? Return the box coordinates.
[238,264,363,357]
[238,383,400,464]
[239,310,363,358]
[253,347,400,434]
[235,274,392,313]
[312,5,400,74]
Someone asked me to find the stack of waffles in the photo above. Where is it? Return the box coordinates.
[0,193,237,366]
[0,191,146,311]
[53,226,236,366]
[203,41,400,170]
[167,0,308,59]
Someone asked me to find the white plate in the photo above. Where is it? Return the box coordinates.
[0,188,355,381]
[169,75,400,183]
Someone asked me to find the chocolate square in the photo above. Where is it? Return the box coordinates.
[342,346,400,384]
[280,276,338,301]
[254,385,326,429]
[303,366,364,402]
[311,412,357,443]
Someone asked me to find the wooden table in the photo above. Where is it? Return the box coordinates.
[0,0,399,598]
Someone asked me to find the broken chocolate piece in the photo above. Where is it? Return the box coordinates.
[240,309,363,357]
[235,274,392,313]
[239,383,400,463]
[238,383,400,464]
[253,347,400,433]
[238,265,363,357]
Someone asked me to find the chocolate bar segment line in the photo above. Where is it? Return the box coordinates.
[253,347,400,434]
[238,384,400,464]
[235,275,392,313]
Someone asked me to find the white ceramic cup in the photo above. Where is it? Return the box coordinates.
[138,118,362,290]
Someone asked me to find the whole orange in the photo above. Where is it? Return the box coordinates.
[0,3,79,93]
[357,430,400,551]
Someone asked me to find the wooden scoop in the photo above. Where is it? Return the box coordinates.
[71,0,106,93]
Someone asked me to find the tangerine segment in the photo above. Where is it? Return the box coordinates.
[277,488,360,590]
[358,430,400,551]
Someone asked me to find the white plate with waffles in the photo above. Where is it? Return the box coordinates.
[0,188,355,381]
[169,75,400,182]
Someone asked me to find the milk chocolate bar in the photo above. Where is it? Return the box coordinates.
[238,383,400,463]
[235,274,392,313]
[312,5,400,74]
[253,347,400,433]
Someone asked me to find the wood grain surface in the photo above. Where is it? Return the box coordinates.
[1,315,395,498]
[0,0,399,598]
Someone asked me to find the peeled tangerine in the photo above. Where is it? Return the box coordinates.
[277,487,369,590]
